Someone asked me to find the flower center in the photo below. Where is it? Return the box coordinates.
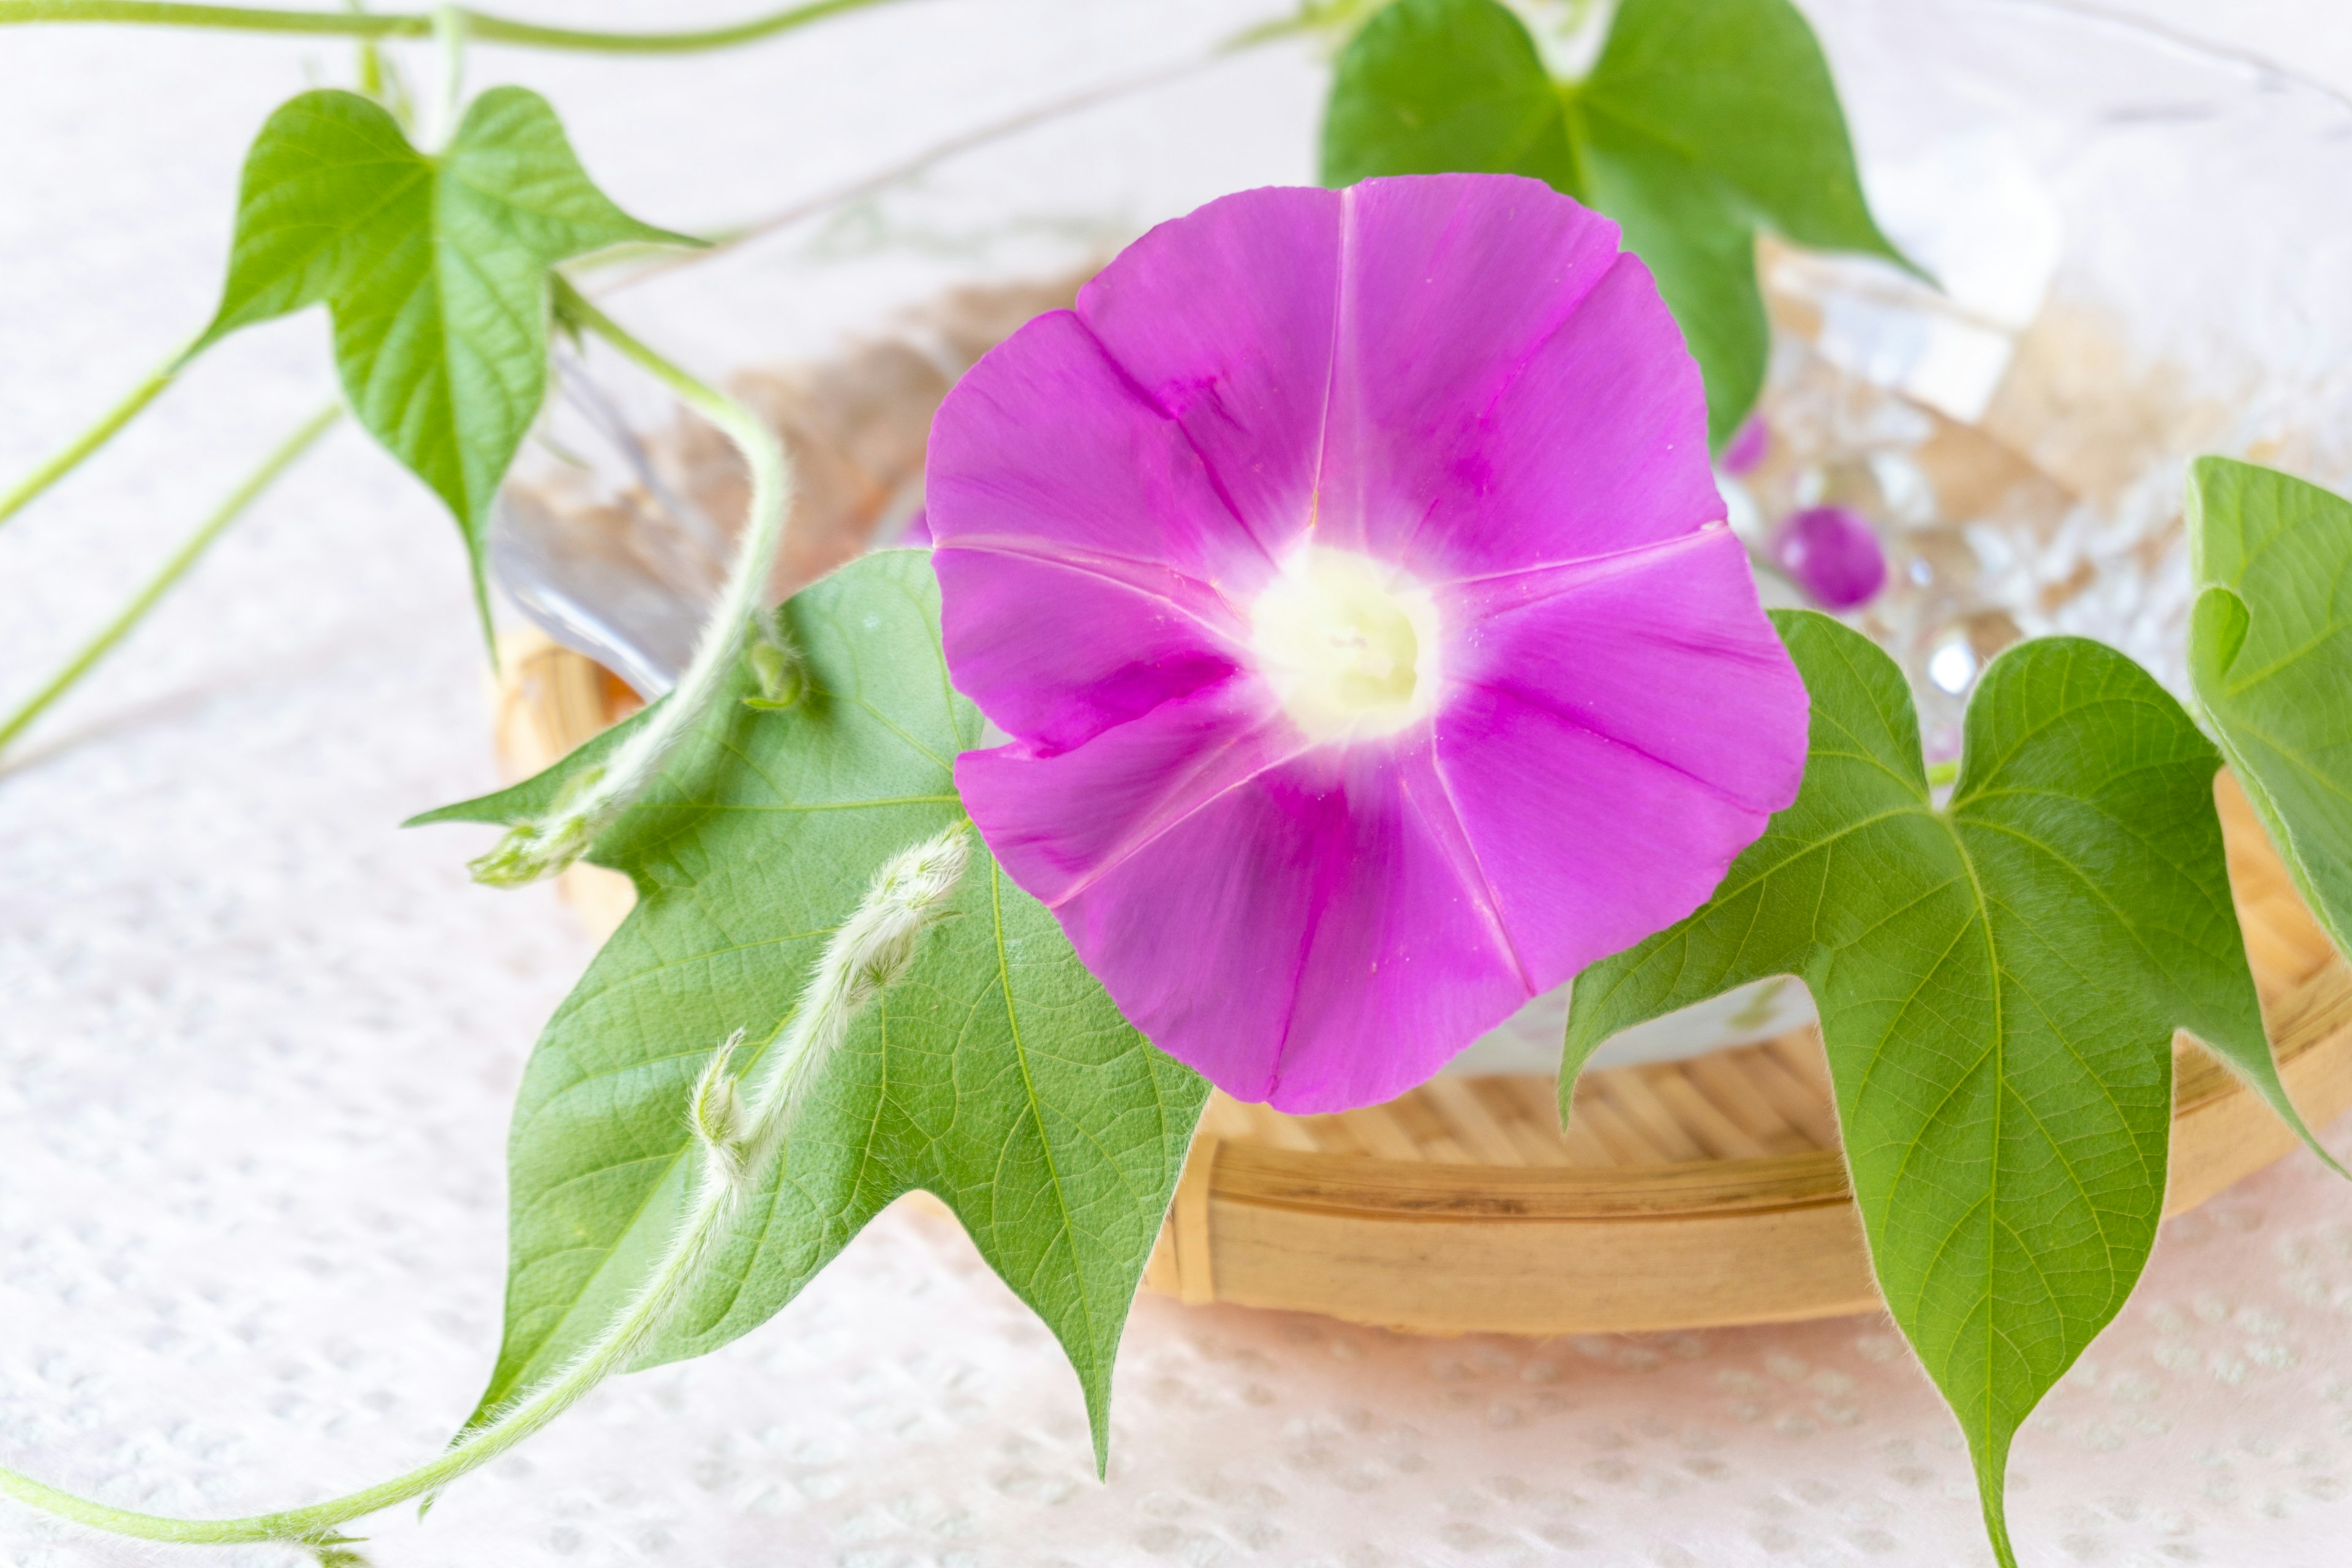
[1248,543,1441,744]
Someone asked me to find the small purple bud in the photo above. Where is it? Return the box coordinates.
[1770,505,1887,609]
[1721,414,1770,476]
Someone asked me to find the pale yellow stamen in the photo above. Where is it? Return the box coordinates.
[1249,543,1442,744]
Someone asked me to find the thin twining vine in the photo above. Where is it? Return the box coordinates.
[0,281,792,869]
[467,279,794,886]
[0,824,972,1548]
[0,338,190,533]
[0,0,908,53]
[600,48,1234,293]
[0,403,341,758]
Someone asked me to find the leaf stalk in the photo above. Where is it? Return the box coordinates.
[0,401,342,762]
[0,337,193,533]
[467,276,793,888]
[421,2,466,153]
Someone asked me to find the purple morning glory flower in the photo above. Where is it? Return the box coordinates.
[1770,505,1887,609]
[925,176,1809,1112]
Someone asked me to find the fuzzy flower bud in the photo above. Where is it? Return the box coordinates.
[742,611,807,712]
[467,766,610,888]
[468,815,597,888]
[689,1030,750,1185]
[836,827,972,997]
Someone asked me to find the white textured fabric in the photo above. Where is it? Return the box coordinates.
[6,5,2352,1566]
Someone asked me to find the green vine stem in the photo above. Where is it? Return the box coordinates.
[0,338,192,533]
[423,2,467,151]
[466,274,794,888]
[0,0,909,51]
[0,823,971,1547]
[0,401,342,762]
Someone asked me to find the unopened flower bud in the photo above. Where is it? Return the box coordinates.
[695,824,972,1196]
[742,612,807,712]
[853,827,971,990]
[466,766,609,888]
[690,1030,750,1186]
[468,816,594,888]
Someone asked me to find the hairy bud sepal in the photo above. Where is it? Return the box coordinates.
[742,611,807,712]
[690,1030,750,1188]
[465,766,609,887]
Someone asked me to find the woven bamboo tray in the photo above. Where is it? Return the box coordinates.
[487,627,2352,1336]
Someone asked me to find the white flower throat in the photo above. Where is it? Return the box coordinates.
[1248,542,1442,744]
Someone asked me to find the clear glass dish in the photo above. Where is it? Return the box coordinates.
[492,0,2352,1074]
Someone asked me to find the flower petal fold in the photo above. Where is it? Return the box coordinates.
[1310,176,1632,571]
[1372,251,1725,581]
[1072,184,1344,557]
[1433,525,1810,982]
[929,309,1256,752]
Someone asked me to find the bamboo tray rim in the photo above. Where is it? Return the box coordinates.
[1208,1140,1855,1218]
[1213,1000,2352,1224]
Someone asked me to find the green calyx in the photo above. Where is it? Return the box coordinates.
[742,610,809,710]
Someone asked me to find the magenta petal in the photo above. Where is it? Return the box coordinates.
[1441,527,1807,816]
[1721,414,1770,476]
[962,707,1534,1112]
[1431,684,1789,993]
[952,676,1304,905]
[1310,176,1634,571]
[1434,528,1809,978]
[929,309,1259,750]
[928,309,1259,582]
[933,548,1245,756]
[1073,185,1343,556]
[1352,250,1722,581]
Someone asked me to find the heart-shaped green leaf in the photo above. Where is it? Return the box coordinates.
[417,549,1207,1468]
[1317,0,1578,194]
[1563,614,2326,1568]
[1573,0,1907,262]
[1319,0,1913,446]
[2188,456,2352,967]
[194,86,693,635]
